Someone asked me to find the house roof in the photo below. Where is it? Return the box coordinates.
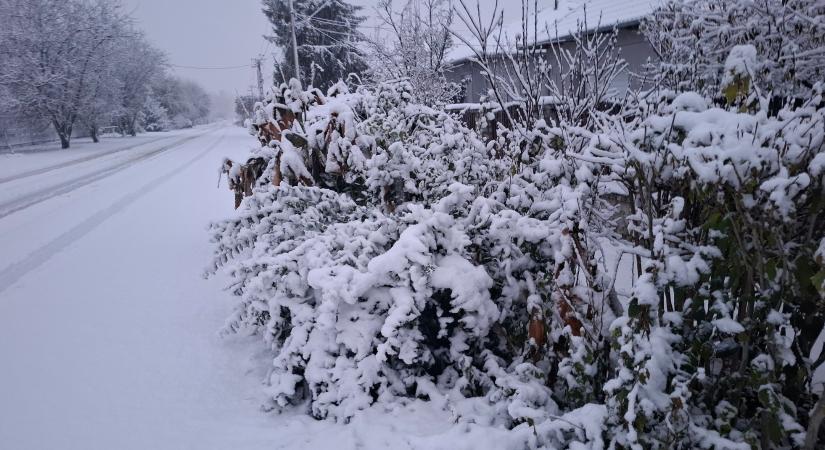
[448,0,662,63]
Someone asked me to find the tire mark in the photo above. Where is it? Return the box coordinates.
[0,133,226,295]
[0,135,174,185]
[0,130,215,219]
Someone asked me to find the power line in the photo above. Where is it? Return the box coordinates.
[297,0,333,26]
[170,63,252,70]
[298,12,473,32]
[295,12,356,28]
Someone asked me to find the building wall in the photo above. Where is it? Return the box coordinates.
[445,25,656,103]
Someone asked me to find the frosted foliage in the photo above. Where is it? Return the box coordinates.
[0,0,167,146]
[722,45,757,82]
[642,0,825,98]
[208,75,615,444]
[207,18,825,445]
[590,59,824,445]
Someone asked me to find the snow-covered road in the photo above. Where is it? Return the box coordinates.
[0,131,206,219]
[0,125,288,449]
[0,125,523,450]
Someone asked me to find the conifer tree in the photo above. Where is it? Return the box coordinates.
[262,0,368,90]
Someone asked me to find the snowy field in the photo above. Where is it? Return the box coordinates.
[0,124,525,450]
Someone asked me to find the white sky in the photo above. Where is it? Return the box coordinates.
[121,0,509,94]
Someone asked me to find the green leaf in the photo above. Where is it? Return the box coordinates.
[705,212,722,229]
[628,299,641,318]
[758,388,776,409]
[724,83,739,105]
[811,268,825,296]
[764,414,784,444]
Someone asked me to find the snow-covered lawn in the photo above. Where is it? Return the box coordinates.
[0,125,522,450]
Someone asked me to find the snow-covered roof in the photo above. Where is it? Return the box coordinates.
[449,0,662,63]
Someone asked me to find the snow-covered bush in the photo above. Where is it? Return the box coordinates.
[642,0,825,101]
[208,1,825,447]
[140,96,170,132]
[210,75,620,447]
[591,82,825,448]
[206,173,551,423]
[358,80,507,210]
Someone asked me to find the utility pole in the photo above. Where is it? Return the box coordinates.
[252,56,264,100]
[288,0,301,82]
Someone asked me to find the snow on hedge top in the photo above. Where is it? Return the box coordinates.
[721,44,758,86]
[448,0,662,63]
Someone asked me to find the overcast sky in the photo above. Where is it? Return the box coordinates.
[121,0,505,94]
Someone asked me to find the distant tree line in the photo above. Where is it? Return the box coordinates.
[0,0,212,149]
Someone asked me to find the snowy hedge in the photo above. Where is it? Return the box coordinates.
[208,2,825,447]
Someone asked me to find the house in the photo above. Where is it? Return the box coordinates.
[445,0,662,104]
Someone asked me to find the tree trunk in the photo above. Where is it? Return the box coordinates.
[54,123,70,149]
[59,133,71,149]
[52,119,73,149]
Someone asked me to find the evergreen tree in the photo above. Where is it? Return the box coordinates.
[262,0,368,91]
[0,0,130,148]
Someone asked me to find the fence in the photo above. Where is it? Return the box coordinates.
[0,128,57,151]
[445,99,560,140]
[0,114,94,151]
[445,97,624,139]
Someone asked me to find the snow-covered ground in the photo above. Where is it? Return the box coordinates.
[0,124,524,450]
[0,130,200,177]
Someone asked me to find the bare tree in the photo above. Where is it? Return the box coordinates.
[368,0,458,104]
[452,0,627,134]
[0,0,131,148]
[113,33,166,136]
[80,52,123,143]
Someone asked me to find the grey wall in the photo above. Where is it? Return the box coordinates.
[446,25,656,103]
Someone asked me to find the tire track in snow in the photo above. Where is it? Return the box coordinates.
[0,130,214,219]
[0,133,226,295]
[0,135,174,185]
